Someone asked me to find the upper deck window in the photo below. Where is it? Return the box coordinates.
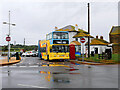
[53,32,68,39]
[46,33,52,40]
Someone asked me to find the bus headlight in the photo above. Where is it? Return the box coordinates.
[54,55,56,57]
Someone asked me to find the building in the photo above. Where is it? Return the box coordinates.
[109,26,120,54]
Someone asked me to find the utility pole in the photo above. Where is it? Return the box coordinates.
[88,3,90,58]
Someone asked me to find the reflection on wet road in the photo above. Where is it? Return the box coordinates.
[2,57,118,88]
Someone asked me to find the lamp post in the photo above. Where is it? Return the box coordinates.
[3,11,16,62]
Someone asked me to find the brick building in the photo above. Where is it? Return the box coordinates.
[109,26,120,54]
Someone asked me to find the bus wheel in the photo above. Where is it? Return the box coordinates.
[40,55,43,60]
[47,55,49,61]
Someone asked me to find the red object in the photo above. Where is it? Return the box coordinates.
[69,69,76,71]
[81,38,85,43]
[6,37,11,41]
[69,44,75,60]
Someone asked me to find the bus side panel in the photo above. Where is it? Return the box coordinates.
[38,40,41,58]
[38,40,43,59]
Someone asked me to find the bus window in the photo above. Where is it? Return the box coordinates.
[40,47,46,52]
[65,46,69,52]
[52,45,56,52]
[50,33,52,39]
[53,32,68,39]
[50,46,52,52]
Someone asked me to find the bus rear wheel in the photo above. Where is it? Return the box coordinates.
[47,55,49,61]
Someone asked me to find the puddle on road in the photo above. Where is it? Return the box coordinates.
[39,62,70,68]
[39,71,71,83]
[39,71,80,75]
[65,68,79,71]
[70,62,80,65]
[53,78,70,83]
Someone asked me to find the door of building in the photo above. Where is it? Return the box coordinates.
[95,48,98,54]
[69,44,75,60]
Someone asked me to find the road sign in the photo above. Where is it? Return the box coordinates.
[81,38,85,43]
[6,37,11,41]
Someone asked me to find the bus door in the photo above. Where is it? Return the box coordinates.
[69,44,75,60]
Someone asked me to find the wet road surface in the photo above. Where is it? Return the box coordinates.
[2,57,118,88]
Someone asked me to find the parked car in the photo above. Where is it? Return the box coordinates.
[22,50,38,57]
[22,51,32,57]
[31,51,37,57]
[36,51,38,57]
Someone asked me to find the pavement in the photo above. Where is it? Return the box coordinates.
[0,56,21,66]
[69,60,104,65]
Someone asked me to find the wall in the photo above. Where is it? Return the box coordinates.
[69,32,77,44]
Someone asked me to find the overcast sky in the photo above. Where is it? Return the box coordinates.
[0,0,118,45]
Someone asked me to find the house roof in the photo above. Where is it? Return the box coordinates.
[70,41,81,45]
[78,28,88,33]
[73,32,94,38]
[86,38,108,45]
[55,25,89,33]
[55,25,77,32]
[110,26,120,35]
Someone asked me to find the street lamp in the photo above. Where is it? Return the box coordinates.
[3,11,16,62]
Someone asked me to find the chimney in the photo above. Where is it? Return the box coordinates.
[75,24,78,30]
[100,36,103,40]
[96,35,98,39]
[55,26,58,30]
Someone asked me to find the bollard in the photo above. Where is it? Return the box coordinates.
[16,52,20,60]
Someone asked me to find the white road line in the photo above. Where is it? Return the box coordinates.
[3,66,8,68]
[10,66,16,67]
[18,84,47,88]
[29,66,38,67]
[19,66,27,67]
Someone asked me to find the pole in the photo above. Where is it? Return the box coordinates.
[82,43,84,62]
[88,3,90,58]
[8,11,11,60]
[8,35,9,62]
[24,38,25,46]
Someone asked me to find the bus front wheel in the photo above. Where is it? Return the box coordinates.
[40,54,43,60]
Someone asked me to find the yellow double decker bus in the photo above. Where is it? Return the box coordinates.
[38,31,69,60]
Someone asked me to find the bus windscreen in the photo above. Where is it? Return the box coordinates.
[51,45,69,52]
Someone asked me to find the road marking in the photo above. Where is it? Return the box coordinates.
[19,66,26,67]
[10,66,16,67]
[18,84,47,88]
[28,66,38,67]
